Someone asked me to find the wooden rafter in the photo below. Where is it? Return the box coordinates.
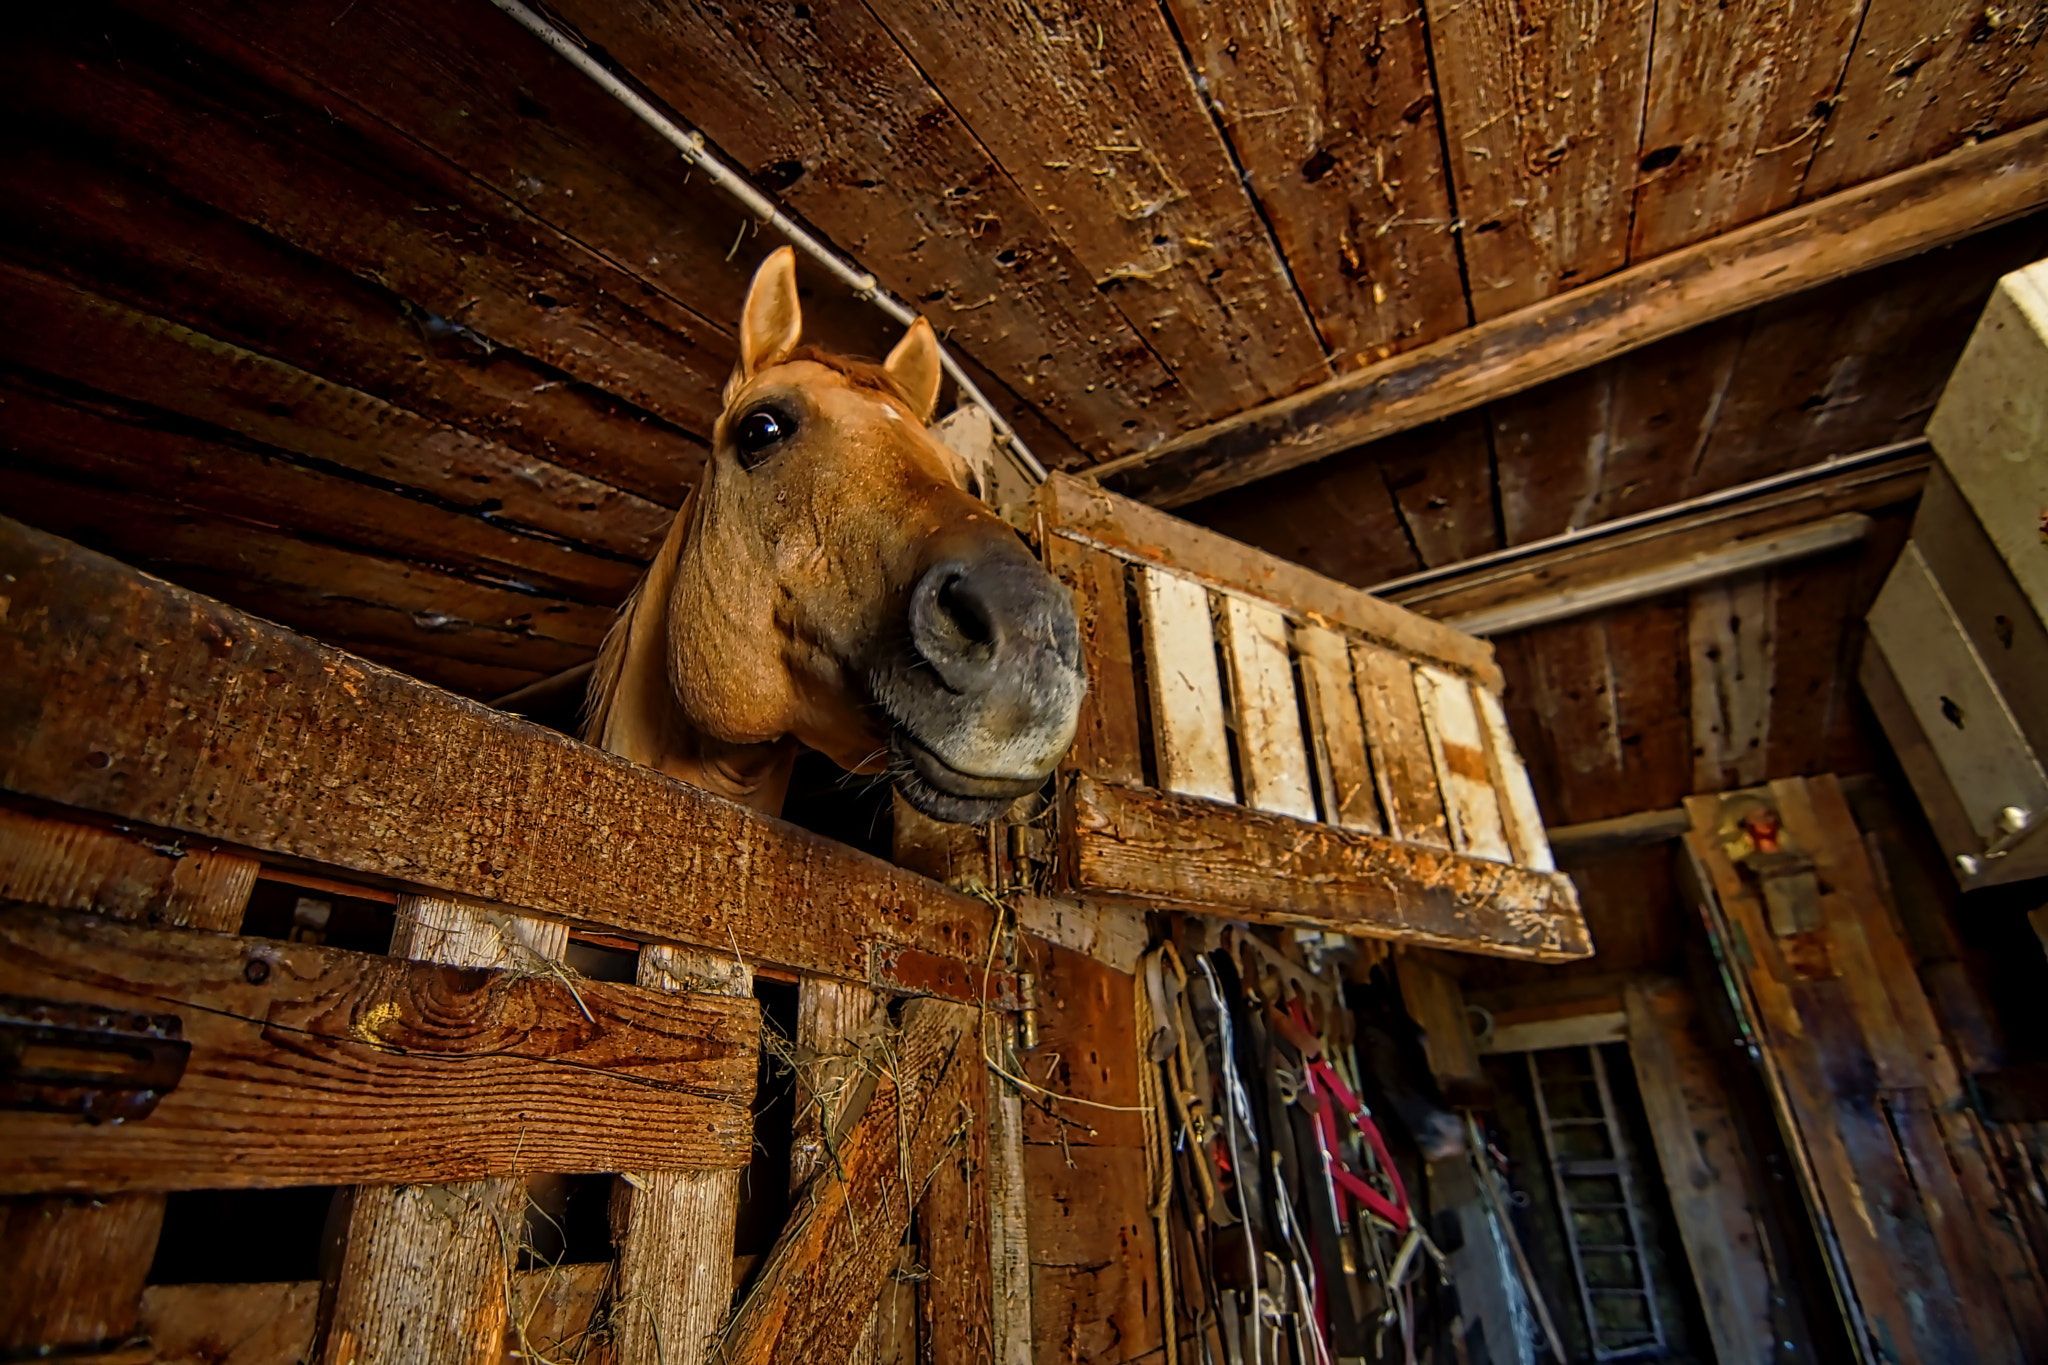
[1095,119,2048,508]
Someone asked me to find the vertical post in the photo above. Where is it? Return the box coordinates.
[320,897,567,1365]
[0,814,255,1359]
[790,978,890,1361]
[608,946,753,1365]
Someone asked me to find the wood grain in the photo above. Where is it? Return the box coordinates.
[0,517,1009,1002]
[1098,118,2048,507]
[714,999,980,1365]
[1064,775,1588,959]
[0,1193,164,1356]
[1045,535,1144,787]
[0,902,757,1193]
[1422,0,1654,320]
[1295,624,1383,833]
[1412,666,1512,862]
[1137,567,1234,806]
[1162,0,1468,362]
[1351,645,1451,849]
[0,806,256,931]
[1689,573,1776,792]
[1217,596,1316,821]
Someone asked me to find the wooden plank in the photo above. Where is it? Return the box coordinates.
[0,129,703,505]
[531,0,1189,455]
[0,258,667,561]
[1624,981,1770,1365]
[1026,1144,1164,1365]
[0,1194,164,1358]
[1094,118,2048,507]
[791,981,889,1194]
[1020,937,1145,1150]
[321,895,568,1365]
[1012,896,1148,975]
[714,999,980,1365]
[1161,0,1468,362]
[1395,954,1485,1094]
[611,946,757,1365]
[1295,624,1383,833]
[1475,687,1553,873]
[1888,1089,2028,1365]
[1035,472,1504,689]
[988,1082,1034,1365]
[1545,806,1695,857]
[0,517,1010,1001]
[1385,444,1928,618]
[1044,535,1143,787]
[1629,0,1865,256]
[1413,667,1512,862]
[1217,596,1316,821]
[0,903,757,1194]
[143,1280,322,1365]
[1351,645,1451,849]
[1137,567,1234,806]
[917,1018,994,1365]
[1376,414,1502,568]
[1424,0,1653,321]
[1689,573,1776,791]
[0,462,610,680]
[1481,1009,1625,1054]
[1066,775,1588,960]
[4,7,728,440]
[858,0,1328,413]
[1445,513,1871,637]
[1804,0,2048,198]
[0,806,257,931]
[0,368,643,607]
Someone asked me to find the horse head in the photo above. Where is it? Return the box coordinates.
[589,247,1085,823]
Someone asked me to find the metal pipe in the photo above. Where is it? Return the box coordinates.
[481,0,1049,483]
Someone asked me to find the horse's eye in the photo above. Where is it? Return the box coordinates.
[734,406,795,468]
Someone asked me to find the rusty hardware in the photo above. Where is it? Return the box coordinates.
[0,994,189,1123]
[1016,970,1040,1051]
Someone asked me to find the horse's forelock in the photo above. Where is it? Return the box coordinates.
[784,346,917,409]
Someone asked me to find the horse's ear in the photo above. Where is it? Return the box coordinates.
[884,317,943,423]
[730,247,803,399]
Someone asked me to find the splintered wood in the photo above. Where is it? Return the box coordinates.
[1040,475,1584,958]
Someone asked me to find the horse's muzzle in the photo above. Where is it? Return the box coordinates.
[877,549,1086,824]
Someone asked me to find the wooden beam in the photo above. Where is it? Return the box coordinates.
[1095,119,2048,507]
[1545,807,1696,858]
[1380,441,1926,621]
[0,517,1010,1006]
[0,902,756,1193]
[714,998,980,1364]
[1481,1009,1627,1054]
[1446,512,1869,637]
[1395,955,1487,1099]
[1064,775,1589,961]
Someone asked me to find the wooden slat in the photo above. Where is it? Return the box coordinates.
[1044,535,1143,786]
[321,895,569,1365]
[0,130,702,505]
[1412,667,1512,862]
[1395,954,1485,1095]
[0,258,667,561]
[1161,0,1467,362]
[1039,473,1502,688]
[0,807,257,930]
[1025,1144,1165,1364]
[858,0,1327,413]
[1628,0,1864,256]
[1475,687,1553,873]
[1423,0,1653,322]
[988,1080,1033,1365]
[1689,573,1776,792]
[610,946,757,1365]
[1295,624,1382,833]
[1137,567,1234,806]
[1377,412,1502,568]
[1019,937,1146,1150]
[1624,981,1771,1365]
[715,999,980,1364]
[0,517,1010,1002]
[1094,118,2048,507]
[4,8,726,439]
[1803,0,2048,198]
[1065,775,1589,960]
[1217,596,1315,821]
[531,0,1188,455]
[917,1019,993,1365]
[1350,645,1451,850]
[0,903,756,1193]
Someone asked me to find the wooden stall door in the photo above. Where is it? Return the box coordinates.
[1685,775,2048,1364]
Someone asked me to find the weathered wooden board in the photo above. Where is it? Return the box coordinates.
[0,903,758,1192]
[1026,1144,1164,1365]
[1295,625,1382,833]
[1137,566,1234,806]
[1413,666,1512,862]
[0,517,1011,1003]
[1044,536,1144,787]
[1217,595,1316,821]
[1065,775,1587,960]
[1020,935,1146,1150]
[0,805,257,930]
[1162,0,1468,362]
[714,999,979,1365]
[1098,118,2048,507]
[1351,644,1451,849]
[0,1193,165,1358]
[1689,572,1776,792]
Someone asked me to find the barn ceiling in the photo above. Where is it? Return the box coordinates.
[2,0,2045,915]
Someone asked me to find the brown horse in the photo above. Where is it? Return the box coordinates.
[585,247,1084,824]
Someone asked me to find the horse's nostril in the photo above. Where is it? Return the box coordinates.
[935,574,996,652]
